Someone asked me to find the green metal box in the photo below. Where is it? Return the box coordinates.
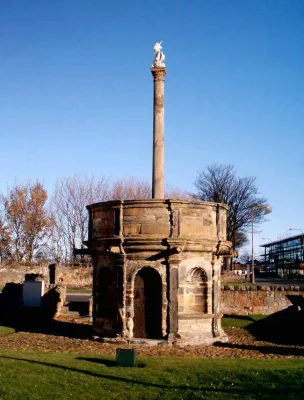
[116,349,137,367]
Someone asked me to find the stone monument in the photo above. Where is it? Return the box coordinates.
[151,42,166,199]
[86,43,232,344]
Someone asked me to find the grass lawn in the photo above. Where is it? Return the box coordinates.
[221,282,257,287]
[222,314,267,328]
[66,287,92,293]
[0,326,15,336]
[0,352,303,399]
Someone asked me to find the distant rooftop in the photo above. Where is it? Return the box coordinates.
[260,233,303,247]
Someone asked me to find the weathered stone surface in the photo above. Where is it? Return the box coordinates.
[87,199,232,345]
[123,215,156,224]
[140,223,170,235]
[0,265,92,289]
[123,208,146,216]
[221,286,300,315]
[42,283,67,319]
[123,224,141,236]
[151,67,166,199]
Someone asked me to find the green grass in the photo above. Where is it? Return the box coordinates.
[221,282,257,287]
[0,351,303,399]
[67,287,92,293]
[0,326,15,336]
[222,315,268,328]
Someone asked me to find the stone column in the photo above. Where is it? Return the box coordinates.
[212,259,221,337]
[167,259,179,339]
[151,67,167,199]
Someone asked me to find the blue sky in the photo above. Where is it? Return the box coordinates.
[1,0,303,254]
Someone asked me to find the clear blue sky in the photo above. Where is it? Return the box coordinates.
[1,0,303,254]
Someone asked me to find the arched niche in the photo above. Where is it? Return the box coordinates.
[182,267,208,314]
[186,267,208,283]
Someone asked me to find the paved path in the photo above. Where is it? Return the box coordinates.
[255,278,304,285]
[66,292,91,302]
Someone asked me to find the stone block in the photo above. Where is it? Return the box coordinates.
[190,305,205,312]
[155,216,168,224]
[124,215,156,224]
[145,208,168,217]
[93,210,104,219]
[183,294,194,306]
[97,225,114,236]
[179,225,204,236]
[123,224,141,235]
[123,208,146,216]
[180,208,204,217]
[179,295,185,306]
[187,287,207,295]
[194,295,206,305]
[140,224,170,235]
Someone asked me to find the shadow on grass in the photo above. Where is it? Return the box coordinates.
[0,308,92,340]
[223,315,263,324]
[0,283,92,340]
[246,307,304,346]
[76,356,146,368]
[20,317,92,339]
[214,342,304,357]
[76,357,117,367]
[222,314,267,328]
[0,355,304,395]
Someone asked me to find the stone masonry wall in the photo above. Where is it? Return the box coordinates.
[221,285,304,315]
[0,265,92,289]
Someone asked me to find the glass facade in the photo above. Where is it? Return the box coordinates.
[260,234,304,272]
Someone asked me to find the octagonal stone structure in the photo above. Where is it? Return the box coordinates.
[86,199,232,345]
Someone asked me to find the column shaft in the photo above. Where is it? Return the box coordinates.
[151,67,167,199]
[167,264,179,337]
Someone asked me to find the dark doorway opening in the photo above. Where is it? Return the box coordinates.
[133,267,162,339]
[95,267,118,337]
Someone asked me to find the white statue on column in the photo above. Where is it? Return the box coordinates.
[152,41,166,67]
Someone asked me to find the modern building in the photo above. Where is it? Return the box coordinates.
[260,234,304,276]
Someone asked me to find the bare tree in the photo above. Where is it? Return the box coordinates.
[234,231,249,249]
[51,175,192,260]
[194,164,268,264]
[109,178,191,201]
[239,249,252,264]
[165,186,193,200]
[0,212,11,263]
[110,178,151,200]
[1,182,53,263]
[51,175,109,261]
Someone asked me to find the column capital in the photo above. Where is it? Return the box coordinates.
[151,67,167,81]
[168,256,181,267]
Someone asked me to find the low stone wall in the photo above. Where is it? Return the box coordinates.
[221,271,247,283]
[0,265,92,289]
[221,285,304,315]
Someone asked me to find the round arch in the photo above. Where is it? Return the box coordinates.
[133,267,162,338]
[186,267,208,283]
